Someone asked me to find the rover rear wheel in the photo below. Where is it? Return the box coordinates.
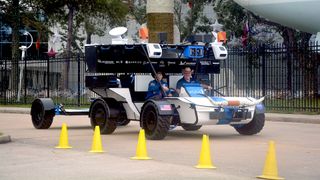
[90,99,117,134]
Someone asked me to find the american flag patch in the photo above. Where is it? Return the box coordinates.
[160,105,172,111]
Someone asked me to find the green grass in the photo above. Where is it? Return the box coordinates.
[1,95,91,109]
[0,104,89,109]
[0,104,31,108]
[266,109,320,115]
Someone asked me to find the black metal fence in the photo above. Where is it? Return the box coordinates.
[211,43,320,112]
[0,55,90,106]
[1,43,319,112]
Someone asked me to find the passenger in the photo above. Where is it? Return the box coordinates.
[146,71,172,100]
[176,66,212,94]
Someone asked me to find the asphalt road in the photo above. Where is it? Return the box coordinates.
[0,113,319,180]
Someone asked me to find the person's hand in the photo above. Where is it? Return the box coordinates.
[162,85,169,91]
[202,84,212,90]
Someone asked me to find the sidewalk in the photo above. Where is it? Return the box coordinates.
[0,106,319,124]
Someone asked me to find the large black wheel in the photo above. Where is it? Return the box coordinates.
[234,112,265,135]
[90,99,117,134]
[140,102,171,140]
[181,125,202,131]
[31,98,54,129]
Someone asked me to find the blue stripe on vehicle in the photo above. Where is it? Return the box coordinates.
[211,97,226,102]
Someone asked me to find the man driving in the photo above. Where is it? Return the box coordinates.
[176,66,212,95]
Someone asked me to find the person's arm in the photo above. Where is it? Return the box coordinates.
[201,83,212,90]
[148,81,159,92]
[161,81,169,92]
[161,82,172,96]
[193,78,212,90]
[176,80,182,94]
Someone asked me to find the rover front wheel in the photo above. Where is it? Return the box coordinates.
[140,102,171,140]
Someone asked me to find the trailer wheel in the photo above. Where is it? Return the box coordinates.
[141,102,171,140]
[181,125,202,131]
[234,112,265,135]
[31,98,54,129]
[90,99,116,134]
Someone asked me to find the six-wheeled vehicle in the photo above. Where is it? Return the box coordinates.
[31,41,265,140]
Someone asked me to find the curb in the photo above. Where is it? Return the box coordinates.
[0,108,30,114]
[265,113,320,124]
[0,134,11,144]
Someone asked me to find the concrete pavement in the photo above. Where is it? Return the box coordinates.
[1,113,320,179]
[0,106,319,144]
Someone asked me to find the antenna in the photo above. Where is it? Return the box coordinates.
[109,27,128,44]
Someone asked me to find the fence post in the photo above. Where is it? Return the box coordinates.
[24,57,27,104]
[261,44,266,97]
[286,43,292,96]
[77,53,81,107]
[4,59,7,105]
[47,57,50,98]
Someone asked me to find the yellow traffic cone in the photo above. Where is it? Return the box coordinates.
[89,126,104,153]
[55,123,72,149]
[131,129,151,160]
[195,134,216,169]
[257,141,284,180]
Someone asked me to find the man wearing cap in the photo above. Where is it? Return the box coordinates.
[176,66,212,95]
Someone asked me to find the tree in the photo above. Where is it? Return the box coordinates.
[212,0,318,98]
[83,0,128,45]
[33,0,128,89]
[1,0,20,93]
[32,0,128,53]
[183,0,203,40]
[174,0,216,42]
[212,0,312,45]
[212,0,253,45]
[1,0,49,97]
[127,0,147,26]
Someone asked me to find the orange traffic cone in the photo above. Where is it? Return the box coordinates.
[131,129,151,160]
[257,141,284,180]
[195,134,216,169]
[55,123,72,149]
[89,126,104,153]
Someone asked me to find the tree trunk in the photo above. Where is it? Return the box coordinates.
[63,5,75,90]
[86,32,92,45]
[11,0,20,96]
[281,28,295,96]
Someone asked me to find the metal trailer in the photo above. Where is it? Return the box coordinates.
[30,42,265,140]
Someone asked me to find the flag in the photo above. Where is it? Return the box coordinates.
[36,36,40,50]
[242,20,249,47]
[188,1,193,8]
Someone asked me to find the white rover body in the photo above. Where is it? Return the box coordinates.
[31,34,265,140]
